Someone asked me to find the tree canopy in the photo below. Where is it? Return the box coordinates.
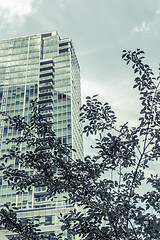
[0,49,160,240]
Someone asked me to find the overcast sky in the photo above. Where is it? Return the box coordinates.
[1,0,160,124]
[1,0,160,166]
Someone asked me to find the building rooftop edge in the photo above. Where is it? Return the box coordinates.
[0,31,70,42]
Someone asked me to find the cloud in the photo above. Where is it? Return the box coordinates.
[0,0,42,32]
[56,0,64,9]
[132,21,151,33]
[156,9,160,14]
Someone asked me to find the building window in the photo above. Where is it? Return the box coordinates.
[45,216,52,225]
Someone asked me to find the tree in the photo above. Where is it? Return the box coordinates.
[0,49,160,240]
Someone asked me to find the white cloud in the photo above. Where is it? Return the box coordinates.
[156,9,160,14]
[132,21,151,33]
[0,0,42,31]
[57,0,64,9]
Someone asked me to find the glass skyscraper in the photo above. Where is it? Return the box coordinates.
[0,31,83,239]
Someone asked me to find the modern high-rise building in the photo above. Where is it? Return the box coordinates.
[0,31,83,239]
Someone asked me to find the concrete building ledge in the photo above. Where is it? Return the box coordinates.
[0,231,9,240]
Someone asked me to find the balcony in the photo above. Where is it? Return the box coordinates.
[39,91,53,98]
[40,69,54,78]
[39,77,54,85]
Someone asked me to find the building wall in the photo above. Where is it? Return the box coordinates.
[0,31,83,239]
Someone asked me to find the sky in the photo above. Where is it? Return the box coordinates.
[0,0,160,176]
[0,0,160,123]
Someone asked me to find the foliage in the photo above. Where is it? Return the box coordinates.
[0,204,62,240]
[0,49,160,239]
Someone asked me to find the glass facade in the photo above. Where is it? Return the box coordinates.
[0,31,83,239]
